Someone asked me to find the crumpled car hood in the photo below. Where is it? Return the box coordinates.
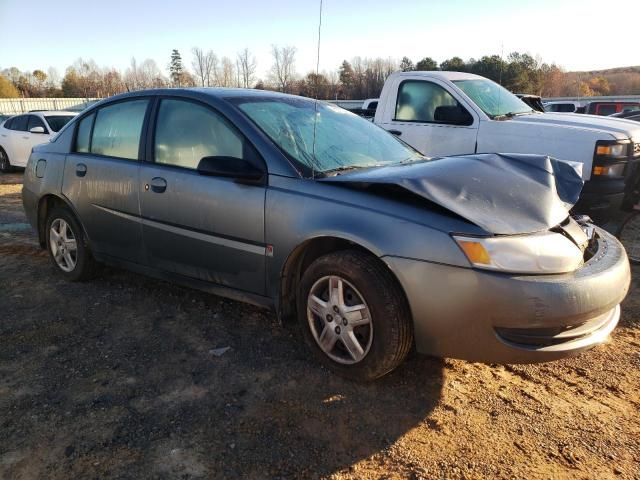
[320,153,584,235]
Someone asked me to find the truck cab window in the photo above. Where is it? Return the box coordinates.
[394,80,462,123]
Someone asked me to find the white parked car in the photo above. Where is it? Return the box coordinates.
[0,111,77,172]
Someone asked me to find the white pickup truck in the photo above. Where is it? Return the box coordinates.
[373,71,640,225]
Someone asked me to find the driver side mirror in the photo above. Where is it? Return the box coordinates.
[196,156,265,185]
[433,106,473,126]
[29,126,46,134]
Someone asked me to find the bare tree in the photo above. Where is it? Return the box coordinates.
[270,45,297,92]
[124,57,140,90]
[192,47,217,87]
[219,57,236,87]
[237,48,257,88]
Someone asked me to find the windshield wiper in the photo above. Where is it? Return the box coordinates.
[318,163,391,177]
[317,165,364,177]
[493,111,534,121]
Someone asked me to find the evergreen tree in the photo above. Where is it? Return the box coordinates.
[399,56,414,72]
[169,49,184,86]
[415,57,438,71]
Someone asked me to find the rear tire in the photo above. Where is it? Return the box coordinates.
[0,147,12,173]
[45,206,97,281]
[297,250,413,381]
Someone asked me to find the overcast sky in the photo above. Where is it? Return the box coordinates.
[1,0,638,79]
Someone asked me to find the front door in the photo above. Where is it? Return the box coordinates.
[381,79,478,157]
[62,99,151,263]
[139,97,266,295]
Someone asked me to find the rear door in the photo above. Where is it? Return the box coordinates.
[4,115,30,166]
[62,98,151,263]
[139,97,266,294]
[379,78,478,156]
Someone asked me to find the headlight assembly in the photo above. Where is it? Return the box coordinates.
[453,232,583,274]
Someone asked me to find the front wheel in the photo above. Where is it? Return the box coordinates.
[297,250,413,381]
[46,206,97,281]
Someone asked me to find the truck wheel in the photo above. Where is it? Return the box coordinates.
[297,250,413,381]
[0,148,12,173]
[45,206,97,281]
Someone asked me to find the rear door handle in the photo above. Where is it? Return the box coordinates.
[388,129,402,136]
[76,163,87,177]
[148,177,167,193]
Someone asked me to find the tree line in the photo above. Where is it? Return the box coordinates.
[1,48,639,100]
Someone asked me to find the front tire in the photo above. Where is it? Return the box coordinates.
[297,250,413,381]
[0,147,12,173]
[45,206,97,281]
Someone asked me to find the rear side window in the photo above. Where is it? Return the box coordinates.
[11,115,28,131]
[3,117,14,129]
[154,99,244,170]
[394,80,465,123]
[27,115,47,132]
[75,113,95,153]
[91,100,149,160]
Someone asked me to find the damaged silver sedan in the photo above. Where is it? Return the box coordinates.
[22,89,630,380]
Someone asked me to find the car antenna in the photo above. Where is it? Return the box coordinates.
[311,0,324,179]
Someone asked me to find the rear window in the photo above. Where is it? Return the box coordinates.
[45,115,75,132]
[597,104,617,116]
[75,113,95,153]
[11,115,28,131]
[90,100,149,160]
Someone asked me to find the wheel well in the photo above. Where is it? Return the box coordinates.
[278,237,406,323]
[36,195,67,248]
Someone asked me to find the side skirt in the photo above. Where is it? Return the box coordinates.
[93,252,275,310]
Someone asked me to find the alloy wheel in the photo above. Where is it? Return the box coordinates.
[307,275,373,364]
[49,218,78,272]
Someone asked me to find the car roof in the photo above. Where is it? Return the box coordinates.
[388,70,486,81]
[40,111,78,117]
[99,87,304,104]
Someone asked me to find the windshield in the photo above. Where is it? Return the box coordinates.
[45,115,75,132]
[453,79,533,118]
[231,96,424,176]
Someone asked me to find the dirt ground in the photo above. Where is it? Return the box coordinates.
[0,171,638,480]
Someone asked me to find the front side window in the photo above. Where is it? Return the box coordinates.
[45,115,75,132]
[154,99,244,170]
[232,96,424,176]
[27,115,47,132]
[394,80,463,123]
[91,100,149,160]
[453,79,533,118]
[75,113,95,153]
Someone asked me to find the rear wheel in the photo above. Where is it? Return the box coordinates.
[297,250,413,381]
[618,211,640,264]
[45,206,97,281]
[0,147,12,173]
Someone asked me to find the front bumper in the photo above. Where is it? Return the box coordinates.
[383,226,630,364]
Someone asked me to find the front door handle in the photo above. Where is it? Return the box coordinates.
[76,163,87,177]
[388,129,402,136]
[148,177,167,193]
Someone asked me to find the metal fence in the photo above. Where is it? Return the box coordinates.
[0,98,101,115]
